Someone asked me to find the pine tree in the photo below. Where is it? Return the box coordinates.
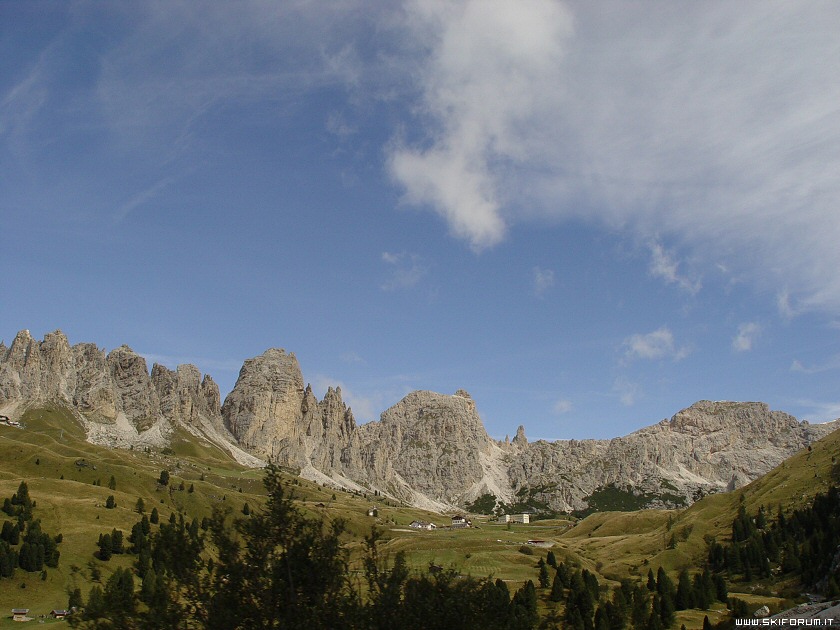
[713,574,728,603]
[675,569,694,610]
[68,586,83,609]
[97,533,112,561]
[550,570,565,602]
[539,561,550,588]
[647,568,657,591]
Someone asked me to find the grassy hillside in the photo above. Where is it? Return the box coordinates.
[1,407,550,622]
[2,405,838,627]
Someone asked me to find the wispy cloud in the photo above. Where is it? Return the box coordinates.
[732,322,761,352]
[552,398,573,415]
[790,355,840,375]
[340,352,367,365]
[388,2,840,314]
[0,62,48,151]
[113,178,174,224]
[796,399,840,423]
[531,266,555,297]
[613,377,639,407]
[648,242,701,294]
[380,251,428,290]
[623,326,690,361]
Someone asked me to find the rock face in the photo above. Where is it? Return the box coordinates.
[0,330,255,463]
[2,329,838,513]
[359,390,511,506]
[505,400,840,512]
[221,349,366,481]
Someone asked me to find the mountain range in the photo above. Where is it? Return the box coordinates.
[1,329,835,513]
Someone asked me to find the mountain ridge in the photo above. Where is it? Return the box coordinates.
[2,329,836,513]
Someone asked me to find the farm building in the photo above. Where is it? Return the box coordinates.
[497,513,530,524]
[409,520,436,530]
[11,608,29,621]
[450,515,471,528]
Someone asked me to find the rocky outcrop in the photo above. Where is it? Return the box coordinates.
[221,349,366,481]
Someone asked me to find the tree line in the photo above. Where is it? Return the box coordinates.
[1,481,62,577]
[707,486,840,596]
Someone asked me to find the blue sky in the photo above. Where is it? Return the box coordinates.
[3,1,840,440]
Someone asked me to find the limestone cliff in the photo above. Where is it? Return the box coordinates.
[221,349,366,483]
[0,330,256,463]
[358,390,512,507]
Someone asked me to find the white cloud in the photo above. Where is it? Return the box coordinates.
[389,2,840,314]
[790,355,840,375]
[340,352,367,365]
[532,266,555,296]
[113,177,174,224]
[552,398,573,415]
[797,399,840,424]
[387,0,573,251]
[648,242,701,295]
[613,377,639,407]
[623,326,690,361]
[380,251,428,290]
[732,322,761,352]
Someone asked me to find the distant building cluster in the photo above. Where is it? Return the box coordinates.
[0,415,20,427]
[497,513,530,524]
[11,609,69,622]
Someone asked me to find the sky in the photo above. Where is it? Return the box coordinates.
[2,1,840,440]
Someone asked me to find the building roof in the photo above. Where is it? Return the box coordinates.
[12,608,29,614]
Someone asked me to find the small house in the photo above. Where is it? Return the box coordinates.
[409,520,435,530]
[50,609,70,619]
[450,515,471,528]
[11,608,29,621]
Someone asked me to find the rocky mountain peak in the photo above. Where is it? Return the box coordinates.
[512,424,528,447]
[669,400,801,439]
